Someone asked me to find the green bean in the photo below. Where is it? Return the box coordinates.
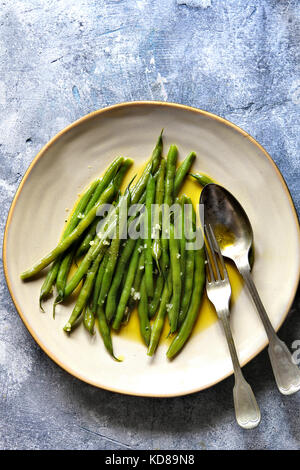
[105,235,139,321]
[137,275,151,346]
[96,305,120,361]
[152,159,165,272]
[134,250,145,287]
[63,251,103,332]
[166,240,205,359]
[168,223,181,333]
[178,248,194,328]
[130,130,163,205]
[126,250,145,315]
[85,195,120,258]
[92,252,109,312]
[121,306,131,326]
[164,145,178,205]
[38,178,100,306]
[52,247,75,318]
[64,243,107,301]
[56,248,74,300]
[83,304,95,335]
[161,145,178,276]
[189,173,214,187]
[84,157,124,213]
[98,231,121,318]
[148,274,164,318]
[151,240,161,273]
[39,259,60,311]
[147,272,172,356]
[174,152,196,195]
[178,197,195,327]
[63,179,101,237]
[75,219,99,259]
[76,194,121,260]
[76,188,122,260]
[112,239,142,330]
[51,161,133,299]
[53,154,122,267]
[133,164,160,206]
[179,196,186,282]
[144,174,155,298]
[129,164,160,213]
[154,159,165,207]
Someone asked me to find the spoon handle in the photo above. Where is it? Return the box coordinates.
[239,264,300,395]
[220,312,261,429]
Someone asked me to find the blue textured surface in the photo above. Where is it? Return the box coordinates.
[1,0,299,450]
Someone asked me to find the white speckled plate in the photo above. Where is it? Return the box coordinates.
[3,102,300,397]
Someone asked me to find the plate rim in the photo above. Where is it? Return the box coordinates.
[3,100,300,397]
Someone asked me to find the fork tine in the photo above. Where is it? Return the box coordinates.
[204,245,214,282]
[204,224,222,280]
[208,224,229,280]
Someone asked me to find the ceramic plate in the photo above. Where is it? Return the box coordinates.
[3,102,300,397]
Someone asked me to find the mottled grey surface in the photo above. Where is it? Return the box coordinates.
[0,0,299,450]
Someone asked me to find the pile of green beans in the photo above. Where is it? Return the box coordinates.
[21,131,212,361]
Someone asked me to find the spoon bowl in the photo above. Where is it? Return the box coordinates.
[200,183,253,265]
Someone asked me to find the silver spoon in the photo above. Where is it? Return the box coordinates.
[200,183,300,395]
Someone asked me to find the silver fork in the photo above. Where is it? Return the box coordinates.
[204,224,261,429]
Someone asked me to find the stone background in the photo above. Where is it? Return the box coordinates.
[0,0,299,450]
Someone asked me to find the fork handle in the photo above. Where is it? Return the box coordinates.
[220,312,261,429]
[239,264,300,395]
